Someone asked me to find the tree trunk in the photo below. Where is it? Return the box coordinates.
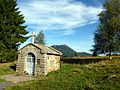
[109,51,112,60]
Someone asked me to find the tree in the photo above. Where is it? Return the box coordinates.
[92,0,120,59]
[92,50,98,56]
[35,31,45,45]
[0,0,28,62]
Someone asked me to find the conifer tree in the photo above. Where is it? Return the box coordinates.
[0,0,28,62]
[35,31,45,45]
[92,0,120,59]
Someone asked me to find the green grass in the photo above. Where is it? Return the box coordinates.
[5,60,120,90]
[0,62,15,75]
[0,62,15,82]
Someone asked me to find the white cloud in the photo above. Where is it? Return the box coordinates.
[18,0,102,35]
[63,29,75,35]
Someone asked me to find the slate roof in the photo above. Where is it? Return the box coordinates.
[19,43,62,55]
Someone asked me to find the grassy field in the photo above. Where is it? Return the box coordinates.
[5,59,120,90]
[0,62,15,82]
[0,62,15,75]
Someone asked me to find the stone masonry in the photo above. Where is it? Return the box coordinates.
[16,43,62,76]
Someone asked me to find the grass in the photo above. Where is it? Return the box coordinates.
[0,62,15,82]
[5,59,120,90]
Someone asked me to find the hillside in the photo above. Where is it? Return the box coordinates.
[51,44,91,57]
[52,44,77,57]
[77,52,92,56]
[6,60,120,90]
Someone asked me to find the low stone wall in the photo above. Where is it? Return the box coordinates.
[47,55,60,73]
[61,57,109,64]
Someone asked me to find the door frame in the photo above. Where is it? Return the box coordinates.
[24,52,35,76]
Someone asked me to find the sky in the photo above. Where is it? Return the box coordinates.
[17,0,104,53]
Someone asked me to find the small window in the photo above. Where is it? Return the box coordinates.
[27,53,35,62]
[27,58,31,62]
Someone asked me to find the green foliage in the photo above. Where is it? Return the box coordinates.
[5,59,120,90]
[92,0,120,57]
[35,31,45,45]
[0,0,28,62]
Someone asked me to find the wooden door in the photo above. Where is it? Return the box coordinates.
[25,53,35,76]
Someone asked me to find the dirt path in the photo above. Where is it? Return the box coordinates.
[0,74,36,83]
[0,82,10,90]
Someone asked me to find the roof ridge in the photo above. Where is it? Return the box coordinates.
[19,43,62,55]
[48,46,62,55]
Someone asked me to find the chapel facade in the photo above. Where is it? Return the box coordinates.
[16,43,62,76]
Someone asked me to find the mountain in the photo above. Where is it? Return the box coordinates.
[51,44,92,57]
[51,44,77,57]
[77,52,92,56]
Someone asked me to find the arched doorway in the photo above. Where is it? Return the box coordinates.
[24,52,35,76]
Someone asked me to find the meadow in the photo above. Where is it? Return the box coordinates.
[0,62,15,82]
[4,57,120,90]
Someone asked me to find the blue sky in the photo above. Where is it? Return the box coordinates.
[17,0,104,53]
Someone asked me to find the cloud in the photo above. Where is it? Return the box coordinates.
[17,0,102,35]
[63,29,75,35]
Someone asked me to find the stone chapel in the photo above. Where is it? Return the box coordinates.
[16,32,62,76]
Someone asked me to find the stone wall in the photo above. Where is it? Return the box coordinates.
[39,53,48,76]
[16,44,61,76]
[16,44,42,76]
[46,55,60,73]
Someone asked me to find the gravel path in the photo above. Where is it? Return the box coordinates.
[0,82,10,90]
[0,74,36,83]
